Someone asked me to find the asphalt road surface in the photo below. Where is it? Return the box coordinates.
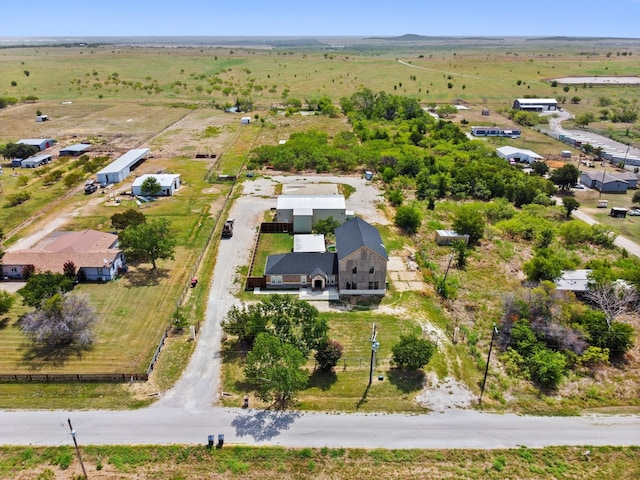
[1,175,640,449]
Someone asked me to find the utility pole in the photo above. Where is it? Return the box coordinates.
[479,323,498,408]
[67,418,88,480]
[368,323,380,386]
[439,253,454,294]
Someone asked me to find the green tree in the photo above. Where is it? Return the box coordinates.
[562,197,580,218]
[223,294,328,356]
[523,249,563,282]
[245,333,309,407]
[574,112,595,126]
[452,204,485,245]
[119,218,176,270]
[140,176,162,196]
[18,272,74,308]
[451,239,469,269]
[313,216,340,236]
[19,293,96,348]
[111,209,147,231]
[391,335,435,370]
[0,142,38,160]
[632,190,640,204]
[529,348,566,389]
[0,290,15,315]
[314,339,344,371]
[531,161,549,176]
[394,205,422,234]
[550,164,580,190]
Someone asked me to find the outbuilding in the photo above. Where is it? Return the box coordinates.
[96,148,150,185]
[241,116,251,124]
[36,114,49,122]
[21,154,52,168]
[17,138,55,151]
[131,173,181,196]
[580,171,629,193]
[512,98,558,111]
[59,143,91,156]
[435,230,470,246]
[276,195,347,234]
[496,146,543,164]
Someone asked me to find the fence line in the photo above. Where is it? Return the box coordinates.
[0,373,148,383]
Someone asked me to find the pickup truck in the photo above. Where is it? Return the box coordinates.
[84,180,98,194]
[221,218,234,238]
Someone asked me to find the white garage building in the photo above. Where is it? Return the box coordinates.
[131,173,181,196]
[276,195,348,234]
[96,148,149,185]
[496,146,543,164]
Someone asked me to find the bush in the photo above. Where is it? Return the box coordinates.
[5,192,31,207]
[315,339,344,371]
[391,335,435,370]
[529,348,566,389]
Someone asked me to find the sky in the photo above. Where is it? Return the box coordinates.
[2,0,640,38]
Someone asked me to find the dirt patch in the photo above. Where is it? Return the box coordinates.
[416,373,477,411]
[546,159,567,169]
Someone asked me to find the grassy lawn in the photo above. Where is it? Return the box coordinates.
[0,444,638,479]
[251,233,294,276]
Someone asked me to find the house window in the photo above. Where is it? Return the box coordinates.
[368,282,374,290]
[300,275,307,284]
[369,266,375,274]
[97,267,104,275]
[11,268,17,272]
[352,266,357,274]
[328,275,335,284]
[270,275,283,285]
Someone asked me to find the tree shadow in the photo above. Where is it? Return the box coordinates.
[387,368,426,394]
[231,408,300,442]
[0,317,10,330]
[307,369,338,391]
[123,266,170,287]
[19,341,88,369]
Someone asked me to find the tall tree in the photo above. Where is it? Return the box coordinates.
[119,218,176,270]
[20,293,96,348]
[452,204,485,245]
[245,333,309,407]
[111,208,146,230]
[550,164,580,191]
[562,197,581,218]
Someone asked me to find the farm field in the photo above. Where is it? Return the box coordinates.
[0,37,640,414]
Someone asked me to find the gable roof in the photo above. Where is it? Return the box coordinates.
[1,230,121,274]
[335,217,387,261]
[265,252,337,276]
[496,146,543,159]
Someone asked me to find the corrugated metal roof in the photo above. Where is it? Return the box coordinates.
[277,195,345,210]
[96,148,150,175]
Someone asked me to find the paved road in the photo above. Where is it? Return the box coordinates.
[2,175,640,449]
[2,408,640,448]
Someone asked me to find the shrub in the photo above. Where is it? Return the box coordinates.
[315,339,344,371]
[5,192,31,207]
[529,348,566,389]
[391,335,435,370]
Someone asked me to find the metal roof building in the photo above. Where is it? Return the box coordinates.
[59,143,91,156]
[512,98,558,111]
[96,148,150,185]
[17,138,55,151]
[276,194,347,233]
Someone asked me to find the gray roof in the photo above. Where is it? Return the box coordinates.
[265,252,337,276]
[335,217,387,261]
[60,143,91,153]
[96,148,150,175]
[277,195,345,211]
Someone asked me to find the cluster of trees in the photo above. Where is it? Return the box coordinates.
[0,142,38,160]
[499,282,635,389]
[222,295,342,406]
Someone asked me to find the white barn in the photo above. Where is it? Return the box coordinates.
[131,173,181,196]
[96,148,150,185]
[512,98,558,111]
[496,146,543,164]
[276,195,347,234]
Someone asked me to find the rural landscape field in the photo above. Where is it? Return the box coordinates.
[1,35,640,478]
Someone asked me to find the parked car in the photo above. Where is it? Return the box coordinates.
[84,180,97,194]
[628,209,640,216]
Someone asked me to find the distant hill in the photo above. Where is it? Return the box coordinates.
[364,34,505,42]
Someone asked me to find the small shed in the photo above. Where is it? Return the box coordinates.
[21,154,52,168]
[610,207,628,218]
[435,230,470,246]
[36,114,49,122]
[561,150,572,159]
[241,116,251,124]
